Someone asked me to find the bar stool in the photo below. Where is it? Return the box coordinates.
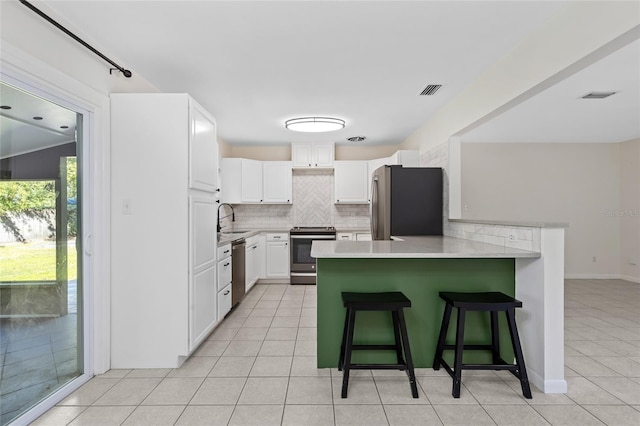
[338,291,418,398]
[432,291,532,399]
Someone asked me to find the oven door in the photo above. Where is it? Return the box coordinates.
[290,234,335,283]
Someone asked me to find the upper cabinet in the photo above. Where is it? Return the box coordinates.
[263,161,293,203]
[189,103,218,192]
[221,159,292,204]
[292,142,334,168]
[334,161,369,204]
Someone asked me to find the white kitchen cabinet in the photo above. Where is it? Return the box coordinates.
[217,284,232,321]
[263,161,292,203]
[334,161,369,204]
[389,150,419,167]
[221,158,262,203]
[222,159,292,204]
[337,232,354,241]
[264,233,290,279]
[111,93,219,368]
[245,235,263,292]
[217,243,232,321]
[292,142,334,168]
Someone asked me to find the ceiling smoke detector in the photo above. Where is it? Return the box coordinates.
[581,91,617,99]
[347,136,366,142]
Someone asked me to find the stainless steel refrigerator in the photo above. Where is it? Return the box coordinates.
[370,165,443,240]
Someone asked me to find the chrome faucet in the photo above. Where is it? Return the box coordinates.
[217,203,235,233]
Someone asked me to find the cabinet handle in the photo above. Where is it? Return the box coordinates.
[274,236,281,239]
[315,163,318,166]
[224,250,230,254]
[224,262,230,267]
[308,163,311,166]
[216,200,220,203]
[224,290,230,295]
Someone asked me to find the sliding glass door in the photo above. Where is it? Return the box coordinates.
[0,82,84,425]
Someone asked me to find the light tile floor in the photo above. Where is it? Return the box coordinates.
[32,279,640,425]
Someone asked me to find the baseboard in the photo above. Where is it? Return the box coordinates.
[565,274,640,283]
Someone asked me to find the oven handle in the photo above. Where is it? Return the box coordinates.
[290,235,336,240]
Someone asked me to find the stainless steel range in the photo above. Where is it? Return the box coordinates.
[290,226,336,284]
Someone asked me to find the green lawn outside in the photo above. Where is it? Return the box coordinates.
[0,241,78,282]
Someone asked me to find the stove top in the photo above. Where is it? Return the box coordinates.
[290,226,336,234]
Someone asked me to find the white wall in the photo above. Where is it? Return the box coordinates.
[619,139,640,281]
[461,142,623,277]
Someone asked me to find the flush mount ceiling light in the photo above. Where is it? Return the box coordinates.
[285,117,345,133]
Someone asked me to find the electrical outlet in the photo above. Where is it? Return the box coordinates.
[464,203,468,212]
[592,256,597,263]
[508,232,516,241]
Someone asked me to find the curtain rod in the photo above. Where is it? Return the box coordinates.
[20,0,132,78]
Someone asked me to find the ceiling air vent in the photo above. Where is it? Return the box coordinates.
[581,91,617,99]
[419,84,442,96]
[347,136,366,142]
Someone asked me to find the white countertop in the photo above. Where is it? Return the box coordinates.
[311,235,540,259]
[449,218,569,228]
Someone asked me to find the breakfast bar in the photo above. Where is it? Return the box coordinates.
[312,229,567,394]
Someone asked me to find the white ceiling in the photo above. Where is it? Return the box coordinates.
[0,83,77,159]
[40,0,576,146]
[463,38,640,144]
[3,1,638,153]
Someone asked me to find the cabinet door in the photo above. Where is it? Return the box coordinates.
[266,241,290,278]
[191,196,217,272]
[263,162,292,203]
[334,161,369,204]
[314,143,334,167]
[190,264,217,349]
[189,101,218,192]
[292,143,313,167]
[245,244,257,291]
[217,284,232,321]
[241,159,263,203]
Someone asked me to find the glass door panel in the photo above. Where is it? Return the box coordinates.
[0,82,83,425]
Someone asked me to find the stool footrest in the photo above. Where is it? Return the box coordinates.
[352,344,400,351]
[442,344,494,351]
[349,364,408,370]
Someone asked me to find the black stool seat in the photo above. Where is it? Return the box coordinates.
[433,291,532,399]
[342,291,412,309]
[338,291,418,399]
[439,291,523,309]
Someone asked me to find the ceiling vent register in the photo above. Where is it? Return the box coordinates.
[419,84,442,96]
[581,92,617,99]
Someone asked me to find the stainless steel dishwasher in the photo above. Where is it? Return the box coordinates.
[231,239,246,306]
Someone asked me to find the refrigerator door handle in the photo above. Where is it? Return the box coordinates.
[370,176,378,239]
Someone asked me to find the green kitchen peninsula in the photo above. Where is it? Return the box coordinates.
[312,230,567,394]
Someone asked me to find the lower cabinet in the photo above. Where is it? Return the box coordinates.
[265,233,290,279]
[245,235,263,292]
[217,284,232,321]
[190,265,218,349]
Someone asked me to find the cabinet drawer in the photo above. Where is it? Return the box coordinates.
[266,232,288,242]
[355,233,372,241]
[217,257,232,291]
[337,232,353,241]
[217,284,232,321]
[218,243,232,260]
